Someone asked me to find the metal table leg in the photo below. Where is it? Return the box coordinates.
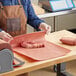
[57,64,61,76]
[57,64,73,76]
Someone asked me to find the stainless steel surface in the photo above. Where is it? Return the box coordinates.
[38,8,76,18]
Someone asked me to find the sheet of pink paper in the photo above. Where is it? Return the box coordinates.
[10,31,71,61]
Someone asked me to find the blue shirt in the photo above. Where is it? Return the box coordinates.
[0,0,44,31]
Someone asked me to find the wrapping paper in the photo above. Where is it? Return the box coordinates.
[10,31,71,61]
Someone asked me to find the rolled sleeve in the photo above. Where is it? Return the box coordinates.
[27,0,44,30]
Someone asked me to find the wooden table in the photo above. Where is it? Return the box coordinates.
[1,30,76,76]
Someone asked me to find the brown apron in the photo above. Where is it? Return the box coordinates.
[0,0,27,36]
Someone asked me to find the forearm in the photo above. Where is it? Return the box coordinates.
[27,0,44,30]
[27,19,44,30]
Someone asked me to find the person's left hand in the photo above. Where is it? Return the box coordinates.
[39,22,51,34]
[0,31,13,42]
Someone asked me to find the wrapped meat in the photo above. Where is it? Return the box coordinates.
[21,41,45,48]
[60,37,76,45]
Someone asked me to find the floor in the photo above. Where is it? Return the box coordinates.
[29,60,76,76]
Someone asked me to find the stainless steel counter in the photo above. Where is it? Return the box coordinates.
[38,8,76,18]
[38,1,76,18]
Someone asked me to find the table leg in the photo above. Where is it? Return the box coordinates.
[54,62,66,72]
[57,64,61,76]
[57,64,73,76]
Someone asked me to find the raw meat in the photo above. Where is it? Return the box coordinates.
[60,37,76,45]
[21,41,45,48]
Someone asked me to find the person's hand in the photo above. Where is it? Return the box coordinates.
[0,31,13,42]
[39,22,51,34]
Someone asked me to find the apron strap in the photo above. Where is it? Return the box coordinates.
[18,0,22,5]
[0,2,3,9]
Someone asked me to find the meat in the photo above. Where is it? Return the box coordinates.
[21,41,45,48]
[60,37,76,45]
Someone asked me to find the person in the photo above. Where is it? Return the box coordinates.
[0,0,51,42]
[0,0,51,76]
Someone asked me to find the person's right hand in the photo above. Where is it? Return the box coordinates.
[0,31,13,42]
